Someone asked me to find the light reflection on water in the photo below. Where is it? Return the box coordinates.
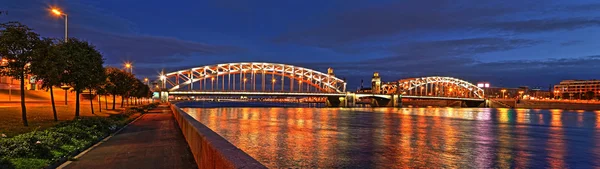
[182,106,600,168]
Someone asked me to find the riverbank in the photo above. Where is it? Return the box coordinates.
[490,99,600,110]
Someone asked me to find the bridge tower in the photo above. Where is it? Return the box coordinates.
[372,72,381,94]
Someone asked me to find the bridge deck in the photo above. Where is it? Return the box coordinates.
[167,91,484,101]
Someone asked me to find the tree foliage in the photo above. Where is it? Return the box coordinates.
[56,38,105,116]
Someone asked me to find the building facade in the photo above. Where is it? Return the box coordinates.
[0,58,37,90]
[554,80,600,99]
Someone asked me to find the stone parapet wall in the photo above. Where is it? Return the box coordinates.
[169,104,267,169]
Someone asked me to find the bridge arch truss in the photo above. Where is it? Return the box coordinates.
[381,76,484,99]
[158,62,346,93]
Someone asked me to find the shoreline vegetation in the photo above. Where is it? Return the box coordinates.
[0,103,158,169]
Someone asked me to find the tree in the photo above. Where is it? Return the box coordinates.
[585,91,595,100]
[31,38,63,121]
[95,81,108,112]
[119,72,136,108]
[105,67,124,110]
[57,38,104,117]
[0,22,41,126]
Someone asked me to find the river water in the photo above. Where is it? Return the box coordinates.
[180,102,600,168]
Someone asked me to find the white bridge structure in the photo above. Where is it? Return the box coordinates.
[155,62,486,107]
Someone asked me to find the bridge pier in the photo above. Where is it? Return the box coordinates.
[326,94,356,107]
[463,100,486,107]
[368,94,402,107]
[326,96,344,107]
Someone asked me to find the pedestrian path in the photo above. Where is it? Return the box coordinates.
[60,104,197,169]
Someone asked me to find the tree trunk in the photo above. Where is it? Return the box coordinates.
[90,89,94,114]
[121,96,124,108]
[20,73,28,126]
[112,94,116,110]
[98,94,102,112]
[104,95,108,110]
[75,90,80,117]
[50,87,57,121]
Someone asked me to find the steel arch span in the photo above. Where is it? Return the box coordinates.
[381,76,484,99]
[159,62,347,93]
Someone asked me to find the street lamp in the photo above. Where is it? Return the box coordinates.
[50,8,68,42]
[518,91,524,99]
[501,89,506,98]
[243,78,247,91]
[211,77,215,91]
[144,78,149,85]
[124,62,132,73]
[272,79,276,91]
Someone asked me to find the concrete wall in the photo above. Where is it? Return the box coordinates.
[169,104,267,169]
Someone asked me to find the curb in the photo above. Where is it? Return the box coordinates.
[54,112,147,169]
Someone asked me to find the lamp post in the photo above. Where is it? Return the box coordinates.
[518,91,524,99]
[211,77,215,91]
[243,78,247,91]
[124,62,132,73]
[501,89,506,98]
[60,85,70,105]
[272,79,276,91]
[51,8,68,42]
[144,78,149,85]
[8,84,11,101]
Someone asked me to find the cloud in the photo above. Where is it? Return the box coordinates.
[297,55,600,89]
[559,40,584,46]
[0,0,243,66]
[275,1,600,47]
[484,18,600,33]
[384,37,543,60]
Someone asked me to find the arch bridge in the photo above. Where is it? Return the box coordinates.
[379,76,484,99]
[154,63,486,107]
[357,76,486,107]
[157,62,347,97]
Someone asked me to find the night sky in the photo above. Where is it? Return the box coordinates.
[1,0,599,89]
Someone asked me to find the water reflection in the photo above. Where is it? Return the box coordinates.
[181,106,600,168]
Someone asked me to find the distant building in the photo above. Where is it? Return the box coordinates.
[371,72,381,94]
[0,58,37,90]
[554,80,600,99]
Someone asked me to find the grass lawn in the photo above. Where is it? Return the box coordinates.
[0,101,140,137]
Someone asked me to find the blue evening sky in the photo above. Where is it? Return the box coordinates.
[1,0,599,88]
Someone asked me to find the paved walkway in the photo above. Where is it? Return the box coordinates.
[61,104,197,169]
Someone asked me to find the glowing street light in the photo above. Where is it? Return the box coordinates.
[518,91,524,99]
[501,89,506,98]
[50,7,68,42]
[272,79,276,91]
[211,77,215,91]
[243,78,247,91]
[124,62,133,73]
